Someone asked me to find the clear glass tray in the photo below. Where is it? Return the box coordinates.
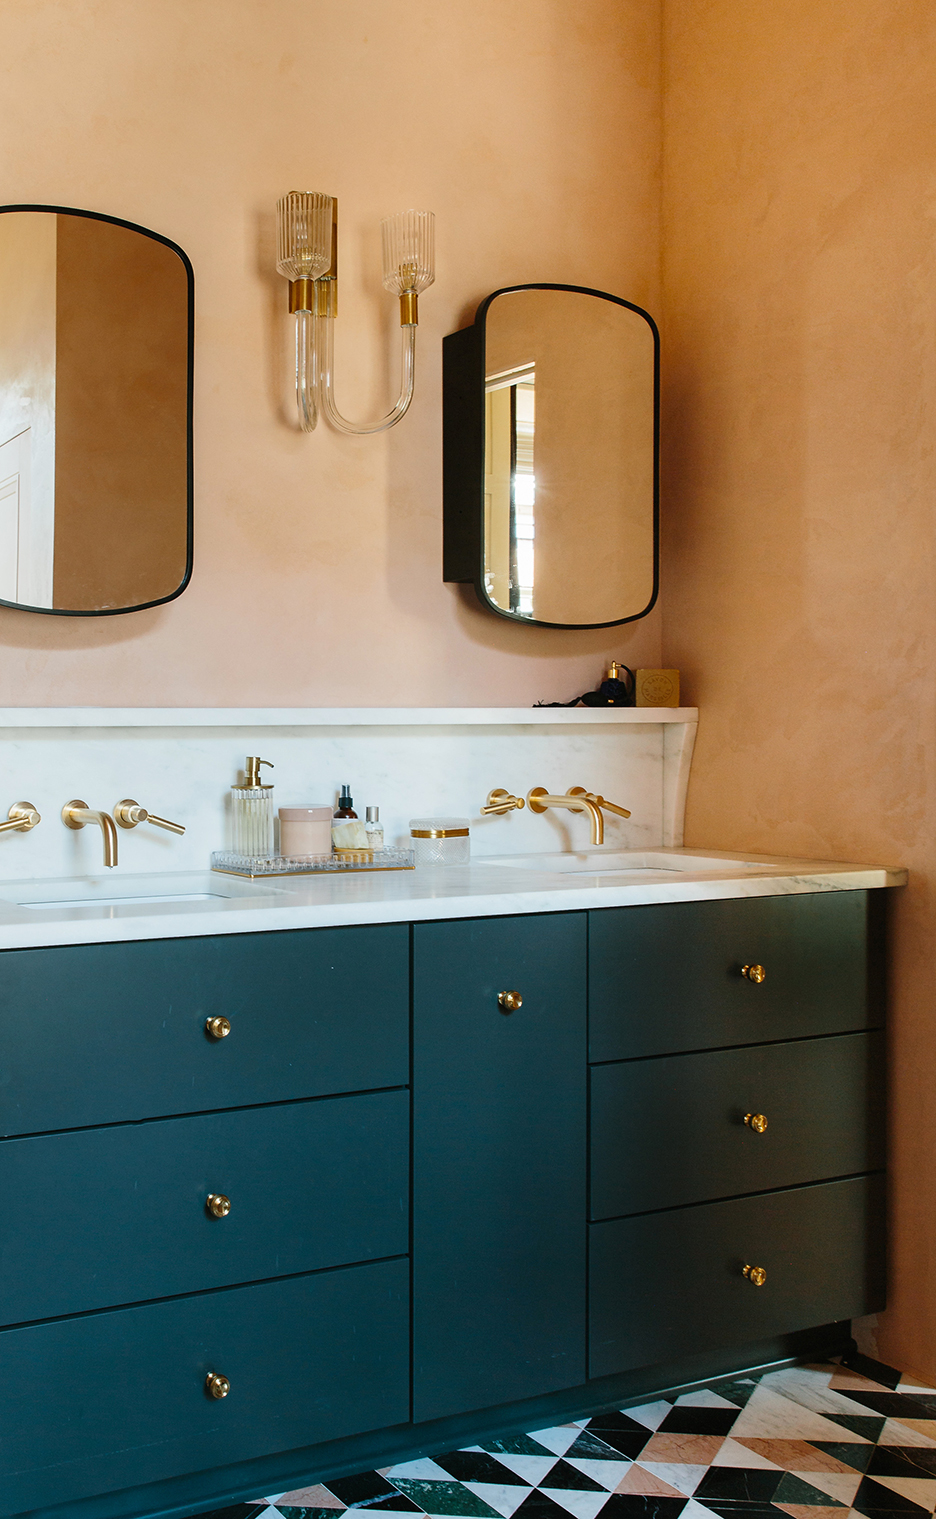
[211,847,415,878]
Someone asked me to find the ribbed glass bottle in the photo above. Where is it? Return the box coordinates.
[231,787,274,857]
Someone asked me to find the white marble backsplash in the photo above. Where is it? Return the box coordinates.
[0,707,697,882]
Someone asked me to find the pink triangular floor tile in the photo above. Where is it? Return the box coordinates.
[861,1474,936,1507]
[773,1505,848,1519]
[635,1461,708,1497]
[829,1373,895,1395]
[787,1470,863,1505]
[614,1466,684,1498]
[712,1437,784,1470]
[274,1485,347,1507]
[735,1441,856,1474]
[878,1417,936,1448]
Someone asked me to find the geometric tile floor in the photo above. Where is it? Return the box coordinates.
[195,1356,936,1519]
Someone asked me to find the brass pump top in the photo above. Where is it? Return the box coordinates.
[607,661,626,682]
[242,756,274,789]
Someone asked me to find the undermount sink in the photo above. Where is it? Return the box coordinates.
[5,872,288,912]
[484,849,768,875]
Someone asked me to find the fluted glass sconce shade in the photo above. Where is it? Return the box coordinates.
[276,192,334,280]
[275,191,434,436]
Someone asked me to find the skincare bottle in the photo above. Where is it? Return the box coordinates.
[231,756,274,856]
[334,784,357,819]
[365,806,384,850]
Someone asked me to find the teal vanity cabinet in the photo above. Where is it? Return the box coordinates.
[0,889,887,1519]
[587,891,886,1378]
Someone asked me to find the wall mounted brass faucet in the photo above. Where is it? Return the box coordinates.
[527,786,632,847]
[0,802,40,835]
[62,801,118,868]
[113,800,185,836]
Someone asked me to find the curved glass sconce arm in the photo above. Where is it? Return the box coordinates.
[296,309,317,432]
[316,316,415,436]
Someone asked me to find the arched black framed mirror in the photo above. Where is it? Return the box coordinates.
[0,204,193,615]
[443,283,658,630]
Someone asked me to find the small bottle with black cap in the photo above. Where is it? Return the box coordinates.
[334,784,357,819]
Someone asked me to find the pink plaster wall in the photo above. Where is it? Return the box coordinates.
[0,0,662,705]
[662,0,936,1378]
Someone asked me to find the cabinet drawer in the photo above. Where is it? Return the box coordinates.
[589,1173,884,1379]
[0,1089,408,1324]
[0,923,408,1135]
[0,1257,409,1515]
[589,891,881,1062]
[590,1030,884,1219]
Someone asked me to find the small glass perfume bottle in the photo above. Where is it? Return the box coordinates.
[231,756,274,857]
[365,806,384,850]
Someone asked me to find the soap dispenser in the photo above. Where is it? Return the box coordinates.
[231,756,274,856]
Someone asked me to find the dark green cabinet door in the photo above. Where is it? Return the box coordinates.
[589,1173,885,1378]
[0,1257,409,1516]
[0,1089,409,1323]
[591,1030,884,1218]
[0,923,409,1134]
[413,912,587,1422]
[589,891,880,1062]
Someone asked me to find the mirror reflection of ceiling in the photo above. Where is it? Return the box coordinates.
[0,210,191,614]
[483,288,655,627]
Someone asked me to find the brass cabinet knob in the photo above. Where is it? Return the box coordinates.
[206,1193,231,1218]
[498,990,523,1013]
[741,964,766,984]
[205,1016,231,1040]
[743,1263,767,1287]
[205,1371,230,1399]
[744,1112,768,1134]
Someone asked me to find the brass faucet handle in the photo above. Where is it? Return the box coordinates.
[481,789,526,816]
[114,800,186,836]
[567,787,632,820]
[0,801,41,834]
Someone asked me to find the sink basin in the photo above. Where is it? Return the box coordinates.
[4,872,289,913]
[484,849,767,875]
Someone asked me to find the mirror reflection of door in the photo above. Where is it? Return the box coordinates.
[484,363,535,616]
[0,206,192,615]
[480,286,657,628]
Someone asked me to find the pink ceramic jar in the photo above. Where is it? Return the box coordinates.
[278,805,333,858]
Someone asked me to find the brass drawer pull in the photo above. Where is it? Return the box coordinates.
[742,1263,767,1287]
[741,964,766,983]
[206,1194,231,1218]
[205,1371,230,1399]
[205,1016,231,1040]
[498,990,523,1013]
[744,1112,768,1134]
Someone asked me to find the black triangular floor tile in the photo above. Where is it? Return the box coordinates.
[588,1497,688,1519]
[538,1460,607,1493]
[693,1467,782,1504]
[851,1477,932,1516]
[774,1472,850,1507]
[509,1492,587,1519]
[821,1414,887,1442]
[835,1392,936,1421]
[841,1354,905,1392]
[565,1430,634,1461]
[435,1452,532,1486]
[809,1443,876,1474]
[866,1447,936,1479]
[483,1436,558,1458]
[657,1409,740,1438]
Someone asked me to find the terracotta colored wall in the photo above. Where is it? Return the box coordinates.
[662,0,936,1377]
[0,0,661,703]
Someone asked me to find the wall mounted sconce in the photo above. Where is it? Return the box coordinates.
[276,191,435,435]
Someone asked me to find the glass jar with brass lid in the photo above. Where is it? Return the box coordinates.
[409,817,470,866]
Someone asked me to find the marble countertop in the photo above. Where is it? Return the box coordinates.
[0,847,907,952]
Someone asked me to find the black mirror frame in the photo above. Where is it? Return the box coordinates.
[0,203,194,617]
[443,283,659,630]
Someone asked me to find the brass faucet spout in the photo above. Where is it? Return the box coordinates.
[62,801,119,868]
[526,788,605,846]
